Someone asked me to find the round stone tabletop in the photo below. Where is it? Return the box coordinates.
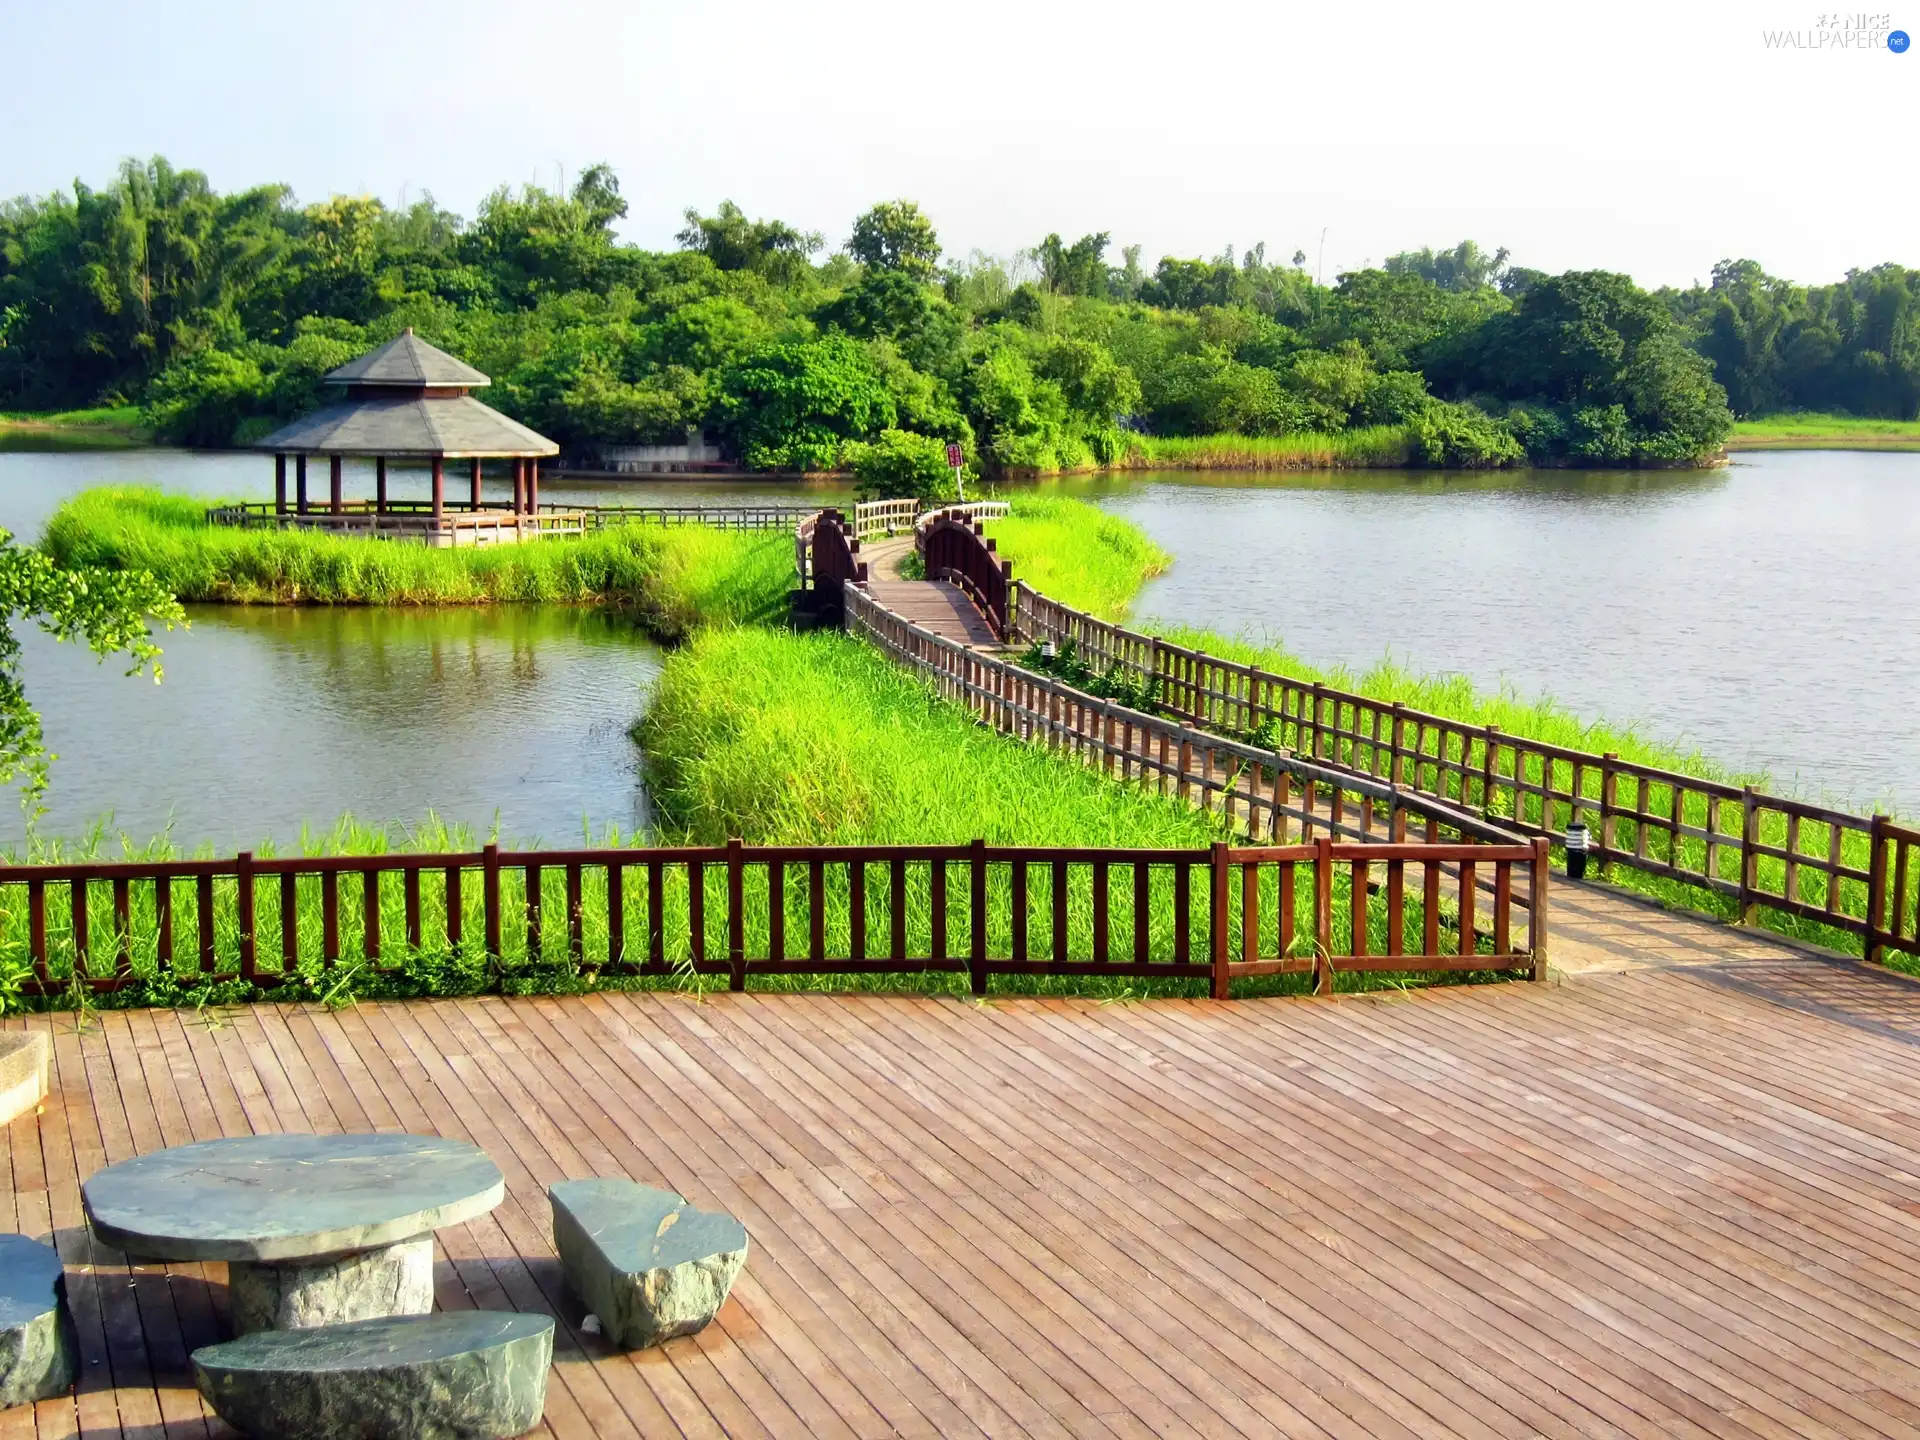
[82,1133,505,1263]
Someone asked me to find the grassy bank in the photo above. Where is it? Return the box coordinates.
[42,487,791,639]
[0,406,149,449]
[987,496,1170,621]
[1127,428,1415,470]
[1727,411,1920,450]
[635,625,1514,997]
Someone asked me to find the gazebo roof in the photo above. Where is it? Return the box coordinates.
[324,329,491,390]
[254,395,559,458]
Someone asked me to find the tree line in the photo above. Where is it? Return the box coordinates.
[3,158,1906,481]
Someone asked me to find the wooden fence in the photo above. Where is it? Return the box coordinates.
[805,510,866,621]
[1012,583,1917,963]
[210,500,814,532]
[0,832,1541,1002]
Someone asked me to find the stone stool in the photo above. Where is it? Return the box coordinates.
[0,1034,49,1128]
[0,1234,77,1408]
[192,1310,553,1439]
[549,1179,748,1349]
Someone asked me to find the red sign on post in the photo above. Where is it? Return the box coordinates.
[945,443,964,468]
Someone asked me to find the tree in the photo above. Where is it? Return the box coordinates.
[0,533,182,809]
[847,201,941,280]
[1385,241,1510,293]
[1035,233,1110,297]
[570,164,628,231]
[675,201,822,284]
[712,336,896,470]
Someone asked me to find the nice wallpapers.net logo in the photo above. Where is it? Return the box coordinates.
[1762,11,1909,47]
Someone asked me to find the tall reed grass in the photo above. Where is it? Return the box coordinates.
[985,496,1170,621]
[41,487,792,639]
[1129,429,1416,470]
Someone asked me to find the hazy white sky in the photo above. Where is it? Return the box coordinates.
[2,0,1913,290]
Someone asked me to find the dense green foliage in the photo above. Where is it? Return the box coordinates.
[0,157,1793,471]
[42,488,789,637]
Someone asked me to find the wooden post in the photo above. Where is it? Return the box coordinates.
[1314,834,1334,995]
[1867,815,1891,964]
[1209,841,1231,1001]
[236,851,257,982]
[1480,724,1501,815]
[375,457,388,515]
[1529,836,1550,981]
[295,455,309,514]
[528,459,540,513]
[727,837,746,992]
[431,456,445,528]
[1738,785,1761,925]
[469,457,483,511]
[274,454,287,516]
[1599,752,1619,874]
[482,844,501,959]
[329,454,343,514]
[970,837,988,996]
[514,459,527,515]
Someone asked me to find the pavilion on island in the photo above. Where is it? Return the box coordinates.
[228,330,573,546]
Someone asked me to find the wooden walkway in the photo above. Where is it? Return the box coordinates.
[17,930,1920,1438]
[857,536,1004,649]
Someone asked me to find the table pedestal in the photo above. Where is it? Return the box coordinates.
[229,1235,434,1335]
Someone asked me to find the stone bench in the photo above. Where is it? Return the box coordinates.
[193,1310,553,1439]
[550,1179,748,1349]
[0,1234,76,1408]
[0,1033,49,1128]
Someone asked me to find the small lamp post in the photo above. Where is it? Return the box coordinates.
[1564,819,1591,881]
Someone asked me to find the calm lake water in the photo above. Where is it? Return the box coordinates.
[1067,451,1920,813]
[0,449,852,849]
[0,445,1913,842]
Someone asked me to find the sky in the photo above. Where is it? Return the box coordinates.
[1,0,1914,291]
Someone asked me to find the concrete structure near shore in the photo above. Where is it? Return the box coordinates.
[235,331,572,547]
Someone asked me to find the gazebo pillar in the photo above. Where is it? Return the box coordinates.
[469,458,482,511]
[528,460,540,514]
[274,455,287,516]
[330,455,343,515]
[512,460,525,514]
[431,457,445,526]
[296,456,309,515]
[375,458,387,515]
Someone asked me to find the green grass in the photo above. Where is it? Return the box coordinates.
[629,624,1519,998]
[985,496,1170,621]
[1728,411,1920,449]
[42,487,792,640]
[0,405,146,429]
[1128,428,1416,470]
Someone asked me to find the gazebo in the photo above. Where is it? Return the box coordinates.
[230,331,573,546]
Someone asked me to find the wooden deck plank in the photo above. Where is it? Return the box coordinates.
[17,958,1920,1436]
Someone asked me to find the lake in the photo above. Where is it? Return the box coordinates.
[0,450,850,849]
[0,446,1913,844]
[1069,450,1920,813]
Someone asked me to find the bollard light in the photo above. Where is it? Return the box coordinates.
[1564,821,1590,881]
[1040,641,1057,661]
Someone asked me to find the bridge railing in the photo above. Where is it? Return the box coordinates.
[807,510,866,621]
[1012,581,1912,964]
[915,510,1011,638]
[0,829,1542,1001]
[845,583,1548,984]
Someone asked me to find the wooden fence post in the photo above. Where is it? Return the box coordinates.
[483,844,502,959]
[1210,841,1231,1001]
[1599,753,1619,874]
[970,837,989,996]
[1738,786,1760,926]
[236,852,256,982]
[1867,815,1890,964]
[1480,725,1500,814]
[727,837,746,992]
[1529,836,1551,982]
[1314,835,1334,996]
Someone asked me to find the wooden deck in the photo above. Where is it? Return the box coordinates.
[14,912,1920,1438]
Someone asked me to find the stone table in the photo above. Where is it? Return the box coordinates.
[82,1133,503,1335]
